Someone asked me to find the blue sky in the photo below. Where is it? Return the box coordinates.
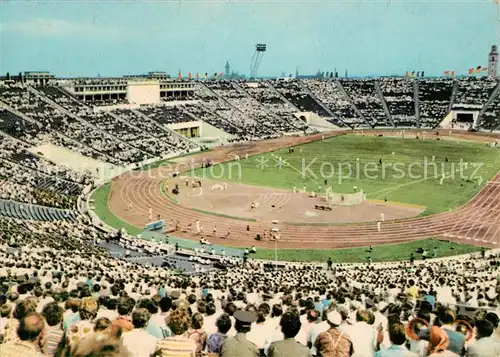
[0,0,498,78]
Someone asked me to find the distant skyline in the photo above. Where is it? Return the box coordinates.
[1,0,498,78]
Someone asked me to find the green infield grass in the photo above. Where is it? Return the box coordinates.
[189,134,499,215]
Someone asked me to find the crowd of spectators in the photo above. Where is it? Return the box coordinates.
[194,83,274,137]
[303,79,363,128]
[453,78,498,110]
[206,80,301,134]
[418,79,454,129]
[242,81,309,131]
[0,216,499,357]
[1,85,149,165]
[379,78,416,127]
[340,79,389,127]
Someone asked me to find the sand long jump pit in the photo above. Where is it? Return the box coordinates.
[166,177,425,224]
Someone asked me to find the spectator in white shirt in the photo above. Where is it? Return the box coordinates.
[122,308,157,357]
[343,309,376,357]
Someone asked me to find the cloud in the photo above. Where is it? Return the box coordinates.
[1,18,124,39]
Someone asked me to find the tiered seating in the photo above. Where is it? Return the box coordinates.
[113,108,195,153]
[453,77,498,109]
[0,135,92,185]
[206,80,299,134]
[2,85,143,165]
[379,78,416,126]
[272,79,331,117]
[194,83,271,137]
[137,105,193,125]
[418,78,454,128]
[479,92,500,130]
[0,199,77,222]
[303,79,362,128]
[340,79,388,127]
[241,81,308,131]
[181,103,242,135]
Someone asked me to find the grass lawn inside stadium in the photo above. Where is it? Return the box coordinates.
[189,134,500,216]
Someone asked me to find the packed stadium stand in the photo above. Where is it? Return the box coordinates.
[0,75,500,357]
[417,78,454,128]
[379,78,417,127]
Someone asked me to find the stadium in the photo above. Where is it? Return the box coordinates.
[2,2,500,356]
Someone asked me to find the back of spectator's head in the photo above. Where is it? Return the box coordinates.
[131,308,151,329]
[191,312,204,330]
[224,302,237,316]
[94,317,112,332]
[206,303,216,316]
[280,310,301,338]
[439,308,455,325]
[0,303,12,318]
[272,304,283,318]
[307,309,319,323]
[17,313,45,342]
[117,297,135,316]
[42,302,63,327]
[485,312,499,329]
[79,297,98,321]
[188,294,197,305]
[476,319,494,339]
[159,296,172,313]
[13,298,38,320]
[167,309,191,336]
[66,298,81,313]
[216,313,232,334]
[356,309,372,323]
[388,321,406,345]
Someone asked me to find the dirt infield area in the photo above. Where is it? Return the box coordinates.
[107,130,500,249]
[168,177,424,224]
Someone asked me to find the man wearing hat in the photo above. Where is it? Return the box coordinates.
[221,310,259,357]
[314,310,353,357]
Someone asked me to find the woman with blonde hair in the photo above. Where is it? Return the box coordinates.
[65,297,99,348]
[156,309,197,357]
[427,326,458,357]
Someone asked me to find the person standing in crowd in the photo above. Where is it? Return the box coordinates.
[314,310,353,357]
[268,310,311,357]
[221,310,259,357]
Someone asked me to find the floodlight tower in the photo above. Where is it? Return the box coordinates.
[250,44,267,79]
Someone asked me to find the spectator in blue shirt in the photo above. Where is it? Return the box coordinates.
[375,321,417,357]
